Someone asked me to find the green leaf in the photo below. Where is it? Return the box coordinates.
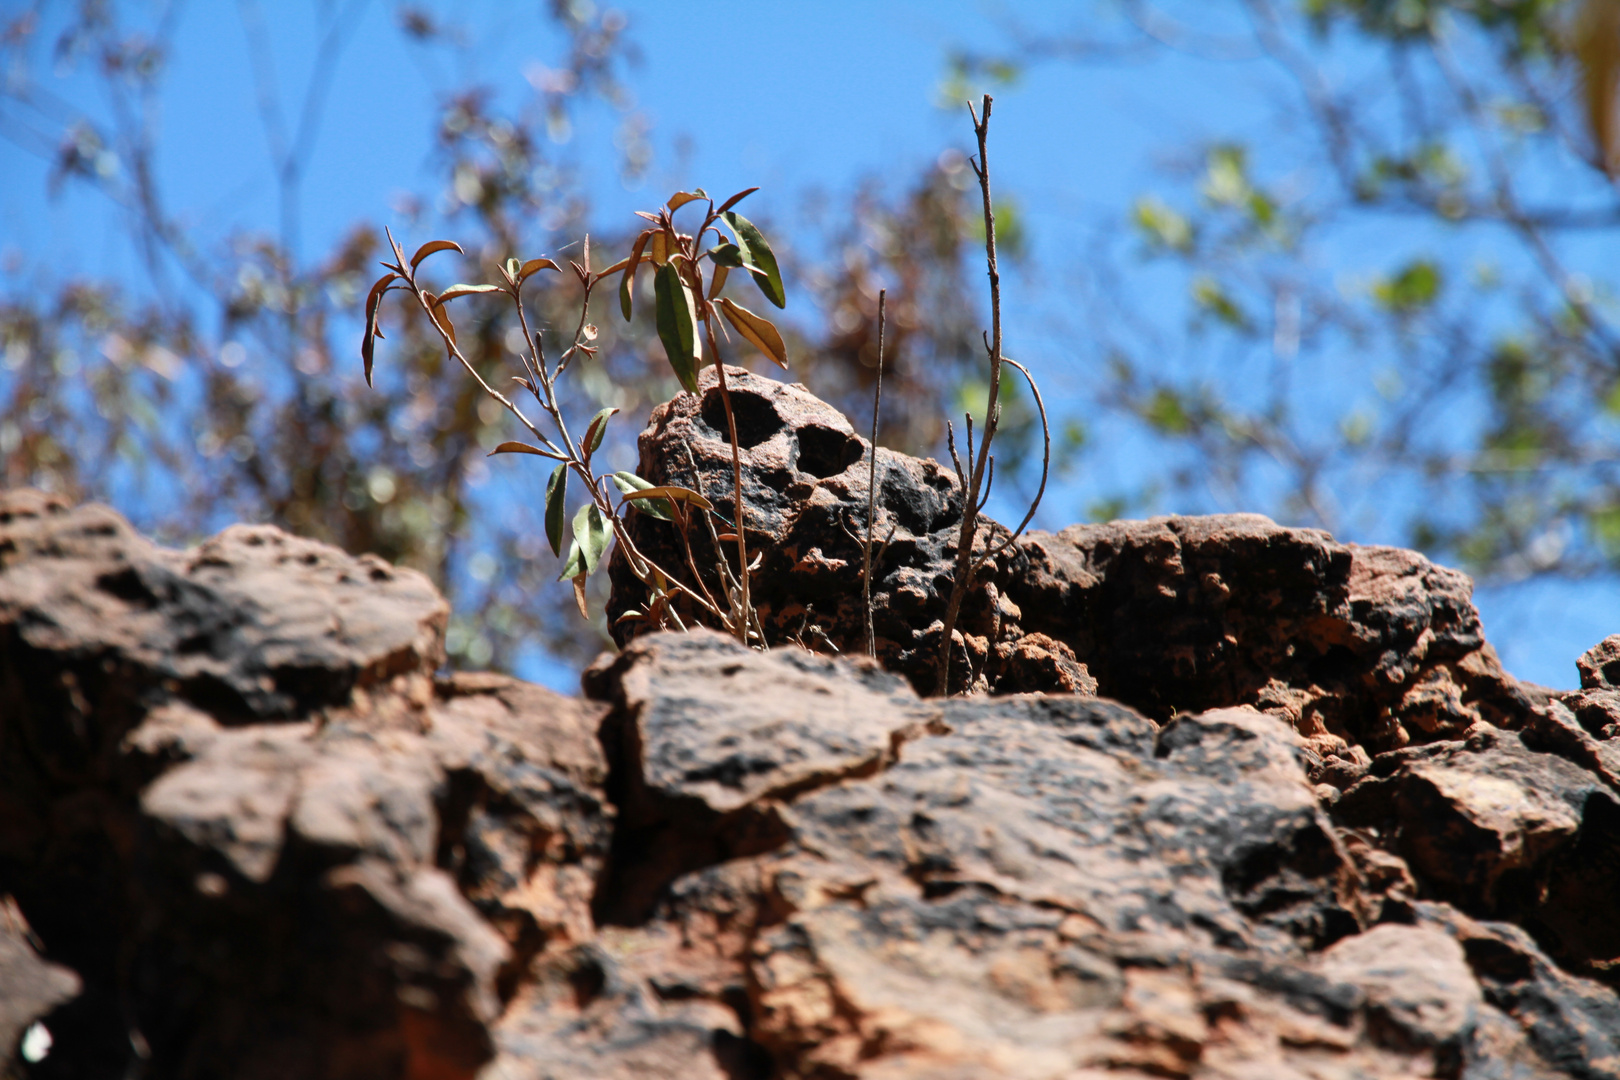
[654,262,701,393]
[1143,387,1192,434]
[620,230,652,321]
[1374,259,1442,312]
[574,502,610,576]
[582,406,619,461]
[622,485,714,512]
[613,470,672,520]
[1192,276,1250,330]
[558,539,586,581]
[410,239,463,270]
[717,297,788,368]
[1132,196,1193,253]
[720,211,785,309]
[709,243,745,267]
[545,464,567,557]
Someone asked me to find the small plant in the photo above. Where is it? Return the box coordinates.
[363,104,1048,697]
[360,186,792,648]
[933,96,1050,694]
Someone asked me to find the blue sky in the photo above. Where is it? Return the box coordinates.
[1,0,1612,688]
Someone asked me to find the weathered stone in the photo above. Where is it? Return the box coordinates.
[1009,516,1536,751]
[9,466,1620,1080]
[1577,634,1620,690]
[605,366,1089,696]
[0,492,606,1079]
[1318,924,1482,1048]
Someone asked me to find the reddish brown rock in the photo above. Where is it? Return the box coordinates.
[1577,634,1620,690]
[7,485,1620,1080]
[1010,515,1535,752]
[605,366,1089,696]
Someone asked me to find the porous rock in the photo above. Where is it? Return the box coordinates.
[7,468,1620,1079]
[1010,516,1536,753]
[606,366,1089,696]
[605,371,1537,755]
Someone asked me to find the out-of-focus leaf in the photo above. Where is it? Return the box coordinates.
[720,212,785,308]
[361,272,397,386]
[1132,196,1194,252]
[518,258,561,283]
[489,440,562,459]
[437,283,504,303]
[717,297,788,368]
[1201,145,1250,206]
[620,229,652,320]
[572,573,590,619]
[655,262,701,393]
[709,243,744,267]
[582,406,618,461]
[650,231,670,266]
[1574,0,1620,175]
[1143,387,1192,434]
[717,186,758,214]
[545,463,567,557]
[1373,259,1442,312]
[410,239,463,270]
[1192,276,1250,330]
[574,502,609,575]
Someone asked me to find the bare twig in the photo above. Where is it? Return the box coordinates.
[863,289,887,659]
[935,94,1006,696]
[973,357,1051,573]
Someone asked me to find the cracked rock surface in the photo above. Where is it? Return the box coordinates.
[6,469,1620,1079]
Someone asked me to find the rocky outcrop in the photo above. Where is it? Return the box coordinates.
[607,367,1093,697]
[607,369,1533,762]
[5,441,1620,1078]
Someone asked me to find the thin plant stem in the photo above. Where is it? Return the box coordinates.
[702,316,756,647]
[935,94,1005,696]
[863,289,887,659]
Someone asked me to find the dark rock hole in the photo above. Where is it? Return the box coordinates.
[701,389,784,449]
[568,955,607,1009]
[795,425,864,479]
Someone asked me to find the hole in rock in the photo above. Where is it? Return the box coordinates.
[700,389,783,449]
[568,955,607,1009]
[795,425,864,479]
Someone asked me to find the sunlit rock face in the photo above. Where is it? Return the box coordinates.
[5,408,1620,1079]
